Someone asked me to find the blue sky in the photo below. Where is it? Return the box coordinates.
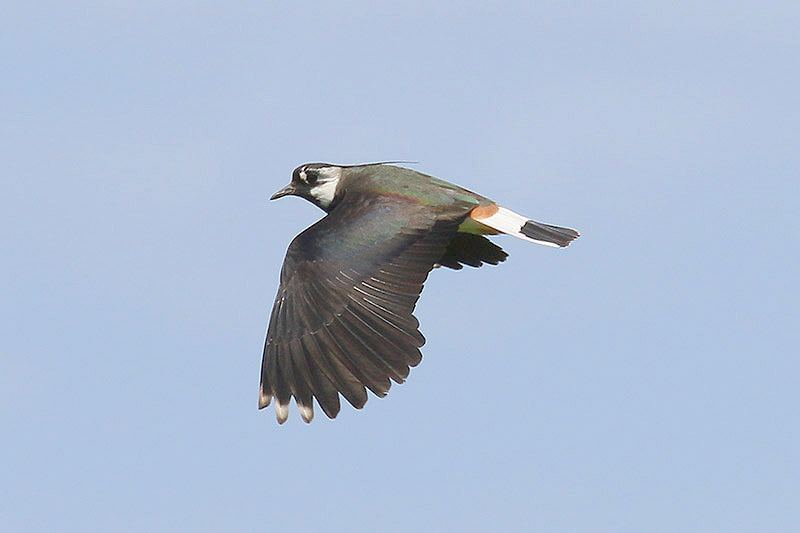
[2,2,799,531]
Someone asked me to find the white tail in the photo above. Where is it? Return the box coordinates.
[472,206,579,248]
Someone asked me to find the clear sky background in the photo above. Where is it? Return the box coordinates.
[2,2,799,532]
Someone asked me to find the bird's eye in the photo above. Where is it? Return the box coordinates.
[305,172,318,185]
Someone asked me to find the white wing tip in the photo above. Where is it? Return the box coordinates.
[298,403,314,423]
[275,400,289,424]
[262,388,314,424]
[258,388,272,409]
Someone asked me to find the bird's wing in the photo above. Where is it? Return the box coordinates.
[261,192,465,423]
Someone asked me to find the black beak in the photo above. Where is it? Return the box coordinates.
[270,183,296,200]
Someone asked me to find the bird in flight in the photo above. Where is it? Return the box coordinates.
[261,162,579,423]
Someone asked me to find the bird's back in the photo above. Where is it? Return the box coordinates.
[341,165,493,214]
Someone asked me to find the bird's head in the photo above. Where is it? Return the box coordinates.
[270,163,344,211]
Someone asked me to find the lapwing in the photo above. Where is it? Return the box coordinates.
[261,162,579,423]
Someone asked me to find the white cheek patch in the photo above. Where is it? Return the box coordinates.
[309,178,339,208]
[307,166,343,208]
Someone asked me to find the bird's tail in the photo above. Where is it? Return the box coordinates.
[520,220,580,247]
[468,205,579,248]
